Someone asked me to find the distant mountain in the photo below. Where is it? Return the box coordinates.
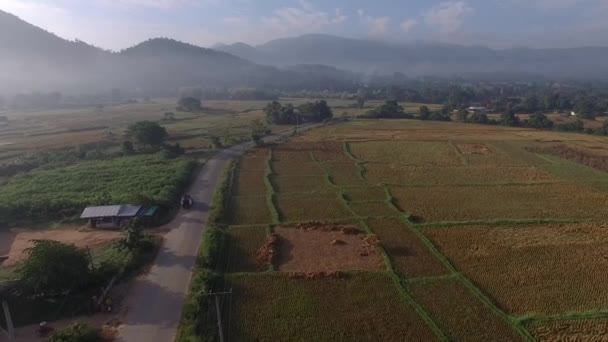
[0,11,356,95]
[216,33,608,78]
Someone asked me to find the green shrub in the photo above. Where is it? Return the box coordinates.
[50,323,101,342]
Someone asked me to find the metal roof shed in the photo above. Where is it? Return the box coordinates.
[80,205,143,219]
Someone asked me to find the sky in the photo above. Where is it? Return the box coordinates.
[1,0,608,51]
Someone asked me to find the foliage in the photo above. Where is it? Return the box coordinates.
[177,97,202,112]
[419,105,431,120]
[0,155,196,225]
[524,112,554,129]
[455,108,469,122]
[122,140,135,155]
[162,112,176,122]
[250,119,269,147]
[363,100,411,119]
[555,119,584,132]
[115,219,144,252]
[18,240,91,295]
[265,100,332,125]
[264,101,296,125]
[161,143,186,159]
[467,112,489,124]
[297,100,333,122]
[500,109,521,127]
[50,323,101,342]
[126,121,169,147]
[356,95,366,108]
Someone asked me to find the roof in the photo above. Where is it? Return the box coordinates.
[143,206,159,217]
[80,205,143,219]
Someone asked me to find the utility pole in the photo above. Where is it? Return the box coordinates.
[207,290,232,342]
[2,301,15,342]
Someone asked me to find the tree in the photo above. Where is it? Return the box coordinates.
[126,121,168,147]
[162,112,176,122]
[18,240,91,295]
[122,140,135,155]
[177,97,202,112]
[115,219,144,252]
[356,95,366,109]
[419,106,431,120]
[467,112,488,124]
[210,136,222,149]
[50,323,101,342]
[365,100,408,119]
[525,112,554,129]
[455,109,469,122]
[250,119,268,147]
[500,109,521,127]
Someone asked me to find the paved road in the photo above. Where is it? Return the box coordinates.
[117,123,323,342]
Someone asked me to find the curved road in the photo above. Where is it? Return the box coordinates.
[117,123,323,342]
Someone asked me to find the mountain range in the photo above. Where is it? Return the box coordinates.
[1,9,608,96]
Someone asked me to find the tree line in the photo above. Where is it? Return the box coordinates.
[264,100,333,125]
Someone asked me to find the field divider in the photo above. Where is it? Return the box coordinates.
[415,218,592,228]
[516,310,608,325]
[400,215,535,341]
[264,148,281,224]
[449,140,469,166]
[343,141,368,181]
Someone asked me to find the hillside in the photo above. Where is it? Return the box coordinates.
[216,34,608,77]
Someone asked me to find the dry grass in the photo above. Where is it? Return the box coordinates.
[224,226,269,272]
[348,201,400,217]
[232,169,267,196]
[409,280,523,341]
[426,223,608,315]
[229,196,272,225]
[368,218,447,278]
[343,187,387,202]
[276,193,352,222]
[227,272,439,341]
[349,141,463,166]
[320,162,367,186]
[365,164,557,186]
[274,226,385,272]
[271,161,325,176]
[528,319,608,341]
[390,184,608,222]
[271,176,330,193]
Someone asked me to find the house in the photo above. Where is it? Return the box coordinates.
[80,204,144,228]
[467,106,488,114]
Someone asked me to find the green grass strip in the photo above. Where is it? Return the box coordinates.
[265,148,281,224]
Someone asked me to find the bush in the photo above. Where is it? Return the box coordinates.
[50,323,101,342]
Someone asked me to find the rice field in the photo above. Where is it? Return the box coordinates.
[271,161,325,176]
[390,184,608,222]
[342,187,388,202]
[275,193,352,222]
[348,141,463,166]
[528,319,608,341]
[231,170,267,196]
[426,223,608,315]
[228,196,272,225]
[271,175,330,193]
[223,226,269,272]
[348,201,400,218]
[227,272,439,341]
[320,162,367,186]
[367,218,447,278]
[409,280,524,341]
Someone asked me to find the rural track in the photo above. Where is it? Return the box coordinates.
[117,122,324,342]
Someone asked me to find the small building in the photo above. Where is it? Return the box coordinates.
[80,204,144,228]
[467,106,488,114]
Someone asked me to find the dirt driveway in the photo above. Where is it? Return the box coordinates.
[0,228,122,267]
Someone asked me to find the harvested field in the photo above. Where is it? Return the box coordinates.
[227,272,439,341]
[343,187,387,202]
[271,175,330,193]
[239,149,269,170]
[274,226,384,272]
[367,218,447,278]
[409,280,523,341]
[528,319,608,341]
[426,223,608,315]
[460,142,531,167]
[231,170,267,196]
[457,143,492,154]
[0,228,121,267]
[309,141,351,162]
[271,161,324,176]
[348,201,400,217]
[348,141,464,166]
[365,164,556,186]
[527,143,608,173]
[320,162,367,186]
[276,193,352,222]
[229,196,272,225]
[390,184,608,222]
[224,226,269,272]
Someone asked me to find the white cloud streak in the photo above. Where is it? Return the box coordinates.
[424,1,473,33]
[400,18,418,33]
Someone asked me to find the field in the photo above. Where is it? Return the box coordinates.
[227,273,439,341]
[199,117,608,341]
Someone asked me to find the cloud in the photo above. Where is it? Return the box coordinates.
[400,18,418,33]
[258,2,347,38]
[424,1,473,33]
[500,0,598,10]
[367,17,390,37]
[96,0,203,9]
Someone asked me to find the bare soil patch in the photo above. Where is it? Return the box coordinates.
[0,228,121,267]
[457,143,492,154]
[273,224,384,272]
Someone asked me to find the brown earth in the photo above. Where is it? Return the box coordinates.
[273,225,384,273]
[457,143,492,154]
[0,228,122,267]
